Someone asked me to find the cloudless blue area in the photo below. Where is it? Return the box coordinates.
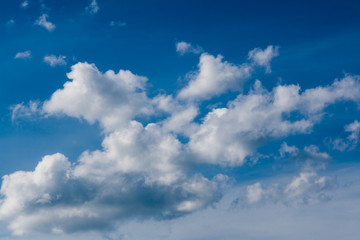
[1,0,360,177]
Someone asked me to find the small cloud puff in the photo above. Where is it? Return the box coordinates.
[6,19,15,27]
[35,14,55,31]
[44,55,67,67]
[21,0,29,8]
[176,41,203,55]
[15,50,31,59]
[248,45,279,73]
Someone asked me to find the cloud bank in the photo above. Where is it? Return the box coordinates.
[2,46,360,235]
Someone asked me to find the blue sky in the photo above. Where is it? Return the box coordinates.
[1,0,360,239]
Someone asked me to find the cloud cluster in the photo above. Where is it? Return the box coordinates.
[3,46,360,235]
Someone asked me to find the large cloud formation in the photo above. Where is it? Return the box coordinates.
[2,46,360,235]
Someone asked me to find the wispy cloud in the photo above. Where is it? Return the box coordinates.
[14,50,31,59]
[21,0,29,8]
[35,14,55,31]
[6,19,15,27]
[109,20,126,27]
[43,55,67,67]
[86,0,99,14]
[10,101,43,123]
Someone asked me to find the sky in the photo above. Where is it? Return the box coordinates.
[1,0,360,239]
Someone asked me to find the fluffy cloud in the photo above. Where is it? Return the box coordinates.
[0,127,225,235]
[86,0,99,14]
[43,55,67,67]
[187,75,360,166]
[43,62,152,131]
[35,14,55,32]
[176,41,203,55]
[14,50,31,59]
[178,53,252,100]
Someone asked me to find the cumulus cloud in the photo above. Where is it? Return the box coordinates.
[35,14,55,32]
[0,134,225,235]
[178,53,252,100]
[176,41,203,55]
[14,50,31,59]
[248,45,279,73]
[3,45,360,235]
[86,0,99,14]
[187,76,360,166]
[43,55,67,67]
[43,62,152,131]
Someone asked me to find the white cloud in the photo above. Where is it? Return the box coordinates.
[248,45,279,73]
[188,75,360,166]
[86,0,99,14]
[176,41,203,55]
[21,0,29,8]
[43,62,152,132]
[0,133,225,235]
[35,14,55,32]
[178,53,252,100]
[14,50,31,59]
[43,55,67,67]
